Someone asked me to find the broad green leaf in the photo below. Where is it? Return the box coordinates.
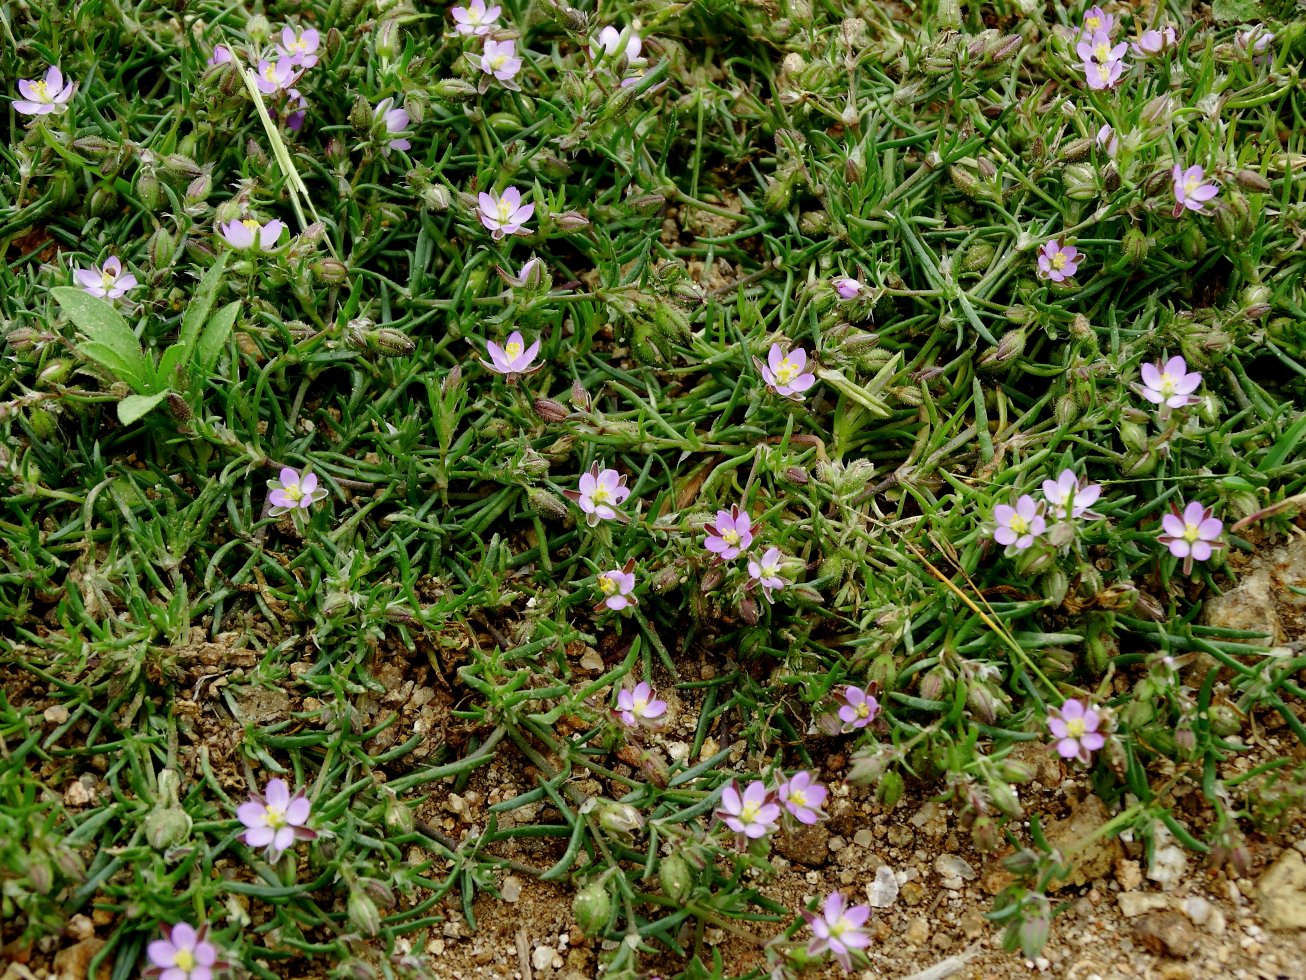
[178,254,229,355]
[52,287,149,384]
[157,343,188,387]
[197,301,240,376]
[1212,0,1263,23]
[117,391,170,425]
[78,341,149,393]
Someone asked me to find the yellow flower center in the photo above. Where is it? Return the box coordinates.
[1051,252,1067,270]
[1065,718,1087,738]
[282,482,303,502]
[290,36,307,52]
[1157,371,1176,396]
[262,64,280,82]
[1085,15,1101,29]
[1095,63,1112,83]
[101,269,117,287]
[788,788,808,807]
[265,804,288,828]
[591,485,610,505]
[738,801,762,823]
[504,341,522,359]
[774,358,799,385]
[855,701,869,718]
[1183,523,1201,543]
[829,916,853,939]
[242,218,261,232]
[174,949,196,972]
[488,53,508,71]
[1008,514,1029,535]
[633,696,648,714]
[497,199,513,222]
[721,528,739,545]
[1093,42,1110,62]
[1184,175,1202,195]
[598,574,618,595]
[33,80,50,100]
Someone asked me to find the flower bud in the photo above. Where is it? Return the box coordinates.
[553,210,590,234]
[659,854,693,904]
[375,19,401,59]
[1120,227,1148,267]
[1017,906,1051,957]
[978,328,1025,371]
[972,816,1001,851]
[383,791,415,834]
[573,879,611,937]
[988,780,1022,818]
[919,663,952,702]
[350,95,373,137]
[597,801,644,838]
[948,165,981,199]
[148,227,176,268]
[39,359,73,386]
[526,488,569,519]
[246,14,271,42]
[167,393,193,422]
[533,398,569,422]
[1234,169,1271,193]
[5,326,44,351]
[244,139,269,169]
[136,170,162,211]
[1061,136,1093,162]
[348,887,381,936]
[1062,163,1097,200]
[145,803,193,849]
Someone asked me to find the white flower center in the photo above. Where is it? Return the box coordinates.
[774,358,799,385]
[1094,63,1112,83]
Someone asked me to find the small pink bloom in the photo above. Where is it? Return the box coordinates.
[1047,698,1106,764]
[838,686,878,732]
[1158,499,1223,576]
[566,462,630,526]
[1079,5,1115,37]
[266,466,328,516]
[1036,240,1080,282]
[452,0,502,36]
[477,186,534,240]
[1095,123,1120,158]
[1076,30,1127,66]
[704,504,754,561]
[1040,469,1102,520]
[236,778,316,860]
[1135,355,1201,408]
[746,547,786,603]
[1236,26,1274,59]
[74,255,137,300]
[832,276,863,299]
[1132,26,1176,56]
[991,494,1045,554]
[208,45,234,67]
[145,922,226,980]
[715,779,780,840]
[481,330,541,379]
[504,256,544,288]
[591,25,643,63]
[597,566,637,611]
[615,681,666,728]
[756,342,817,400]
[803,891,872,973]
[278,26,321,68]
[375,97,411,153]
[479,39,523,83]
[219,217,286,252]
[1082,55,1126,90]
[13,65,76,116]
[285,89,308,132]
[254,58,297,95]
[777,771,828,825]
[1171,163,1219,218]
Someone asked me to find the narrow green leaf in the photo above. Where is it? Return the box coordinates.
[178,254,229,354]
[52,287,148,383]
[197,301,241,376]
[157,343,187,386]
[117,391,170,425]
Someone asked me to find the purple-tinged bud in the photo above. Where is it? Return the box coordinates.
[348,887,381,936]
[597,800,644,838]
[244,139,268,168]
[978,328,1025,371]
[533,398,569,422]
[161,154,202,179]
[1240,285,1272,319]
[1017,906,1051,957]
[1235,169,1271,193]
[54,846,86,882]
[1140,94,1173,126]
[1061,137,1093,162]
[442,364,462,398]
[553,211,590,234]
[325,27,344,60]
[433,77,479,103]
[972,816,1001,851]
[919,664,952,702]
[6,326,44,351]
[312,258,349,284]
[167,393,193,422]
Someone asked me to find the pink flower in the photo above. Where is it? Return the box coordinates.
[208,45,234,67]
[591,25,643,63]
[74,256,137,300]
[1076,30,1127,66]
[236,778,316,860]
[756,343,817,400]
[1171,164,1219,218]
[1048,698,1105,764]
[254,58,297,95]
[1236,26,1274,58]
[1095,123,1120,158]
[804,891,871,973]
[615,681,666,728]
[1135,355,1201,408]
[1082,55,1125,90]
[479,39,523,83]
[481,330,541,378]
[278,26,321,68]
[13,65,76,116]
[1132,26,1176,56]
[777,771,828,825]
[1079,5,1115,37]
[704,504,754,561]
[266,466,328,516]
[992,494,1046,554]
[597,564,637,611]
[375,97,411,153]
[566,462,630,526]
[746,547,786,603]
[832,276,863,299]
[1158,500,1223,576]
[1040,469,1102,520]
[145,922,226,980]
[452,0,501,36]
[285,89,308,132]
[715,780,780,840]
[1036,240,1080,282]
[838,686,878,731]
[477,186,534,240]
[219,217,286,251]
[504,256,544,288]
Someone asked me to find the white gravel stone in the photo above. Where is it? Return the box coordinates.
[867,865,900,908]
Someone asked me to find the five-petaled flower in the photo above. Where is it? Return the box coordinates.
[236,777,317,860]
[145,922,226,980]
[756,343,817,400]
[208,46,234,67]
[481,330,541,379]
[1135,355,1201,409]
[452,0,501,36]
[1158,499,1223,575]
[1041,469,1102,521]
[479,39,523,84]
[1048,698,1106,764]
[1171,164,1219,218]
[13,65,76,116]
[375,98,411,154]
[716,779,780,841]
[278,26,321,68]
[832,276,863,300]
[1132,26,1176,56]
[1079,5,1114,37]
[1082,54,1125,90]
[75,256,137,300]
[804,891,872,974]
[596,562,637,611]
[615,680,666,729]
[254,58,297,95]
[219,217,286,252]
[704,505,754,561]
[746,547,786,603]
[1037,240,1081,283]
[992,494,1046,554]
[477,186,534,239]
[777,771,828,825]
[566,462,631,526]
[838,686,878,731]
[266,466,328,517]
[591,26,647,87]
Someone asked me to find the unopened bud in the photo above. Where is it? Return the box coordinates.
[375,19,401,59]
[569,379,591,412]
[433,78,480,103]
[573,879,611,937]
[1062,162,1097,200]
[384,790,415,834]
[1234,169,1271,193]
[422,184,452,211]
[533,398,569,422]
[597,801,644,838]
[167,393,192,421]
[312,258,348,284]
[136,170,162,211]
[6,326,43,351]
[1061,137,1093,162]
[972,816,1001,851]
[1122,228,1149,268]
[978,328,1025,371]
[625,193,666,217]
[246,14,271,42]
[553,210,590,234]
[148,227,176,268]
[659,854,693,903]
[244,139,268,168]
[348,888,381,937]
[949,165,981,199]
[526,487,569,519]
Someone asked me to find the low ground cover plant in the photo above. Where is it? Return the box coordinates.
[3,0,1306,977]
